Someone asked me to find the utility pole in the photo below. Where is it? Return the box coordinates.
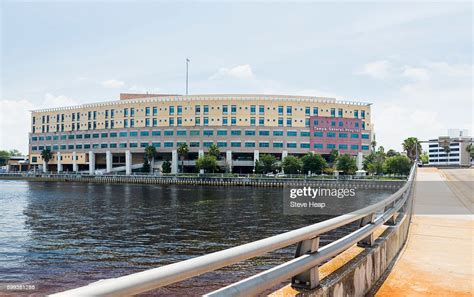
[186,58,190,95]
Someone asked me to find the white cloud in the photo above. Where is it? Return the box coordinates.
[402,66,430,82]
[101,79,125,88]
[210,64,255,80]
[356,60,391,80]
[0,94,79,154]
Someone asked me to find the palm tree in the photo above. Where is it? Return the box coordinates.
[144,145,157,173]
[402,137,421,161]
[467,143,474,163]
[370,140,377,152]
[177,143,189,173]
[208,143,220,159]
[40,149,53,173]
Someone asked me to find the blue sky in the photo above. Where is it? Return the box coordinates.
[1,1,472,154]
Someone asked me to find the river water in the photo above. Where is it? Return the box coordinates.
[0,180,396,296]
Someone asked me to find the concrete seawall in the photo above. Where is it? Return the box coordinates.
[0,174,405,189]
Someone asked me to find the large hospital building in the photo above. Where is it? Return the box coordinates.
[29,93,373,174]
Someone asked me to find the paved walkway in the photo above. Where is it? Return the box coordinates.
[376,168,473,296]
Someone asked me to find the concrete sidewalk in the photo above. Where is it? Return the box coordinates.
[376,168,473,296]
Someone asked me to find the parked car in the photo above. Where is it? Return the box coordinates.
[276,173,286,178]
[265,173,275,177]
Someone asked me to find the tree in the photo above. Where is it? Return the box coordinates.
[336,154,357,175]
[162,160,171,174]
[386,149,398,157]
[370,140,377,152]
[384,155,411,175]
[466,144,474,160]
[41,149,53,171]
[420,152,429,164]
[142,159,150,173]
[363,150,385,175]
[0,150,10,166]
[9,149,22,156]
[144,145,157,173]
[301,152,327,174]
[259,154,277,173]
[196,155,218,173]
[282,155,302,174]
[328,149,339,166]
[177,143,189,173]
[254,159,264,174]
[208,144,220,159]
[402,137,421,161]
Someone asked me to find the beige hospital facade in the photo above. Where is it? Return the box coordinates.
[29,93,373,174]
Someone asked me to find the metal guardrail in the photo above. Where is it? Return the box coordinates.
[49,164,415,296]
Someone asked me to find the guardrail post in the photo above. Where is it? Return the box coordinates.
[357,213,376,247]
[291,237,320,289]
[384,201,397,226]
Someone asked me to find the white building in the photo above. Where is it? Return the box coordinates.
[428,129,472,166]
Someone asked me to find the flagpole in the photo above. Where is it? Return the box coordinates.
[186,58,190,95]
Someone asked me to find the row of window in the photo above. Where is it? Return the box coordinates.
[32,129,370,140]
[32,142,370,151]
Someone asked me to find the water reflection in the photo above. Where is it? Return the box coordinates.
[0,180,395,296]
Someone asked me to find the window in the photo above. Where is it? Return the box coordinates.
[339,133,348,138]
[204,130,214,136]
[245,130,256,136]
[119,131,127,137]
[351,133,359,139]
[362,145,369,150]
[273,130,283,136]
[259,105,265,115]
[153,107,158,116]
[177,117,182,126]
[119,143,127,148]
[287,143,297,148]
[164,142,173,148]
[177,130,187,136]
[177,106,182,115]
[101,133,108,138]
[130,108,135,117]
[129,142,137,148]
[245,142,255,148]
[203,117,209,126]
[313,120,319,126]
[93,133,99,138]
[152,131,161,136]
[273,142,283,148]
[259,130,270,136]
[190,130,200,136]
[355,122,359,128]
[250,105,256,114]
[278,118,283,127]
[286,106,292,115]
[362,134,370,139]
[124,119,129,128]
[101,143,108,149]
[278,106,284,115]
[339,121,343,127]
[287,131,297,137]
[351,144,359,150]
[327,132,336,138]
[140,142,148,148]
[361,110,365,119]
[92,144,99,149]
[259,118,265,126]
[110,132,117,137]
[190,142,200,147]
[250,117,256,126]
[259,142,269,148]
[109,143,117,148]
[313,107,318,115]
[145,107,150,116]
[222,105,228,114]
[231,117,237,126]
[164,130,174,136]
[339,144,348,150]
[217,130,227,136]
[231,105,237,114]
[301,143,310,148]
[286,118,292,127]
[152,142,161,148]
[169,117,174,126]
[222,117,228,126]
[331,121,336,127]
[140,131,149,136]
[338,108,343,117]
[203,142,213,148]
[145,118,150,127]
[169,106,174,115]
[354,110,359,118]
[330,108,335,117]
[300,131,310,137]
[32,136,38,141]
[203,105,209,114]
[153,118,157,127]
[231,142,241,147]
[327,144,336,149]
[217,142,227,148]
[195,117,201,125]
[314,143,323,149]
[231,130,241,136]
